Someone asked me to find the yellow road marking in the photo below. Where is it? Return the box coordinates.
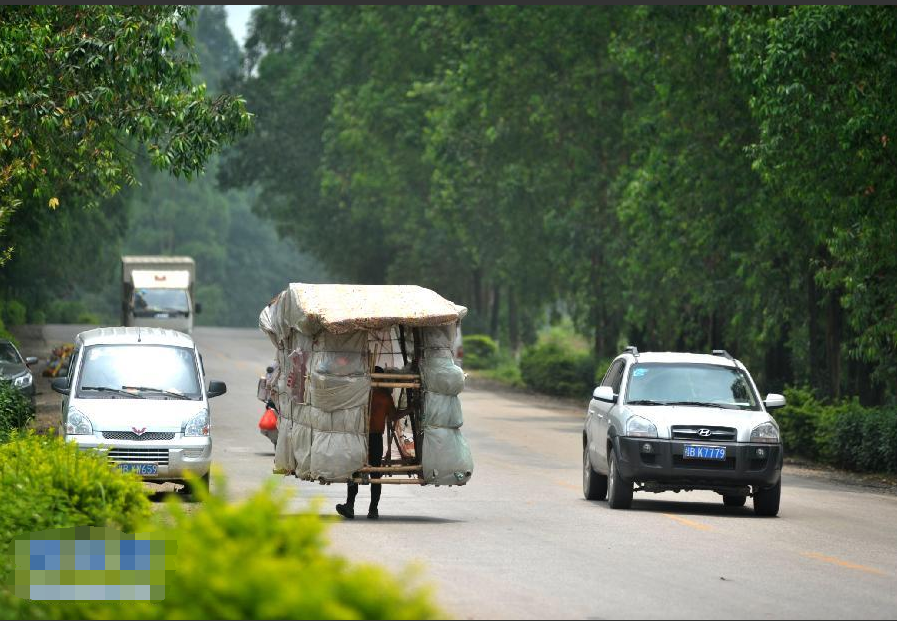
[661,513,714,532]
[802,552,886,576]
[556,480,581,492]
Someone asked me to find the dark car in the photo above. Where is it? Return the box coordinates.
[0,338,38,406]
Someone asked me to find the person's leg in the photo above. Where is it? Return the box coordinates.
[368,432,384,518]
[337,482,358,519]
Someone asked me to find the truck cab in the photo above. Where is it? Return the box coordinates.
[121,256,199,335]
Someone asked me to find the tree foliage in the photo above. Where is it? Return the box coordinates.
[221,5,897,404]
[0,5,251,247]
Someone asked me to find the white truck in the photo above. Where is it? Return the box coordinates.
[121,256,200,334]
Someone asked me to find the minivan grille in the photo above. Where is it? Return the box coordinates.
[107,448,169,465]
[102,431,175,442]
[671,426,737,442]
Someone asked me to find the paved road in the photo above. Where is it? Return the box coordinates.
[38,325,897,619]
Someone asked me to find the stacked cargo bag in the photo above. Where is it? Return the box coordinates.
[420,324,474,485]
[302,331,369,481]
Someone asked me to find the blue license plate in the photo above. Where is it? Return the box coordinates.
[117,463,158,476]
[683,445,726,460]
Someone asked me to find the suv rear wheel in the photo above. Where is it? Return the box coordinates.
[583,445,608,500]
[607,449,633,509]
[753,479,781,517]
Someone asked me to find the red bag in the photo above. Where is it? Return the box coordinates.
[259,407,278,431]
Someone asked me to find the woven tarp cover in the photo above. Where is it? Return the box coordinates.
[273,283,468,336]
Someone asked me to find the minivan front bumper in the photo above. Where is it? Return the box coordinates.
[69,434,211,481]
[614,436,782,491]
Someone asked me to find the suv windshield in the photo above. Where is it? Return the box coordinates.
[133,289,189,316]
[77,344,201,399]
[625,363,760,411]
[0,342,23,364]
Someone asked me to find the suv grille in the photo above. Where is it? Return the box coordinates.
[671,426,737,442]
[107,448,169,465]
[102,431,175,442]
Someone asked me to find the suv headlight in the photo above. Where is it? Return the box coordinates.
[626,415,658,438]
[13,372,32,389]
[751,422,780,444]
[66,408,93,436]
[184,409,210,437]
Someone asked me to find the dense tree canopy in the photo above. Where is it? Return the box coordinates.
[0,5,251,247]
[221,5,897,403]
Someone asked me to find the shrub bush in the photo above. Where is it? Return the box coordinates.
[1,300,26,327]
[520,342,596,398]
[45,300,100,324]
[774,387,897,474]
[28,309,46,325]
[462,334,499,369]
[49,477,442,620]
[0,433,152,619]
[0,382,33,442]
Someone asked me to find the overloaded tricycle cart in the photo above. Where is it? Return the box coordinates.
[259,283,473,487]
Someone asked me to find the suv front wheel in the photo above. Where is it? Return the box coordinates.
[607,449,633,509]
[753,479,781,517]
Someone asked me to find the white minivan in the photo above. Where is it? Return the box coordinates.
[52,327,226,495]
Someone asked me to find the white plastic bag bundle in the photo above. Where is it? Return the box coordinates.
[273,415,296,474]
[423,391,463,429]
[421,427,474,486]
[420,357,465,396]
[310,431,367,481]
[307,371,371,411]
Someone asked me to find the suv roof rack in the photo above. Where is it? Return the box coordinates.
[712,349,734,361]
[623,345,639,357]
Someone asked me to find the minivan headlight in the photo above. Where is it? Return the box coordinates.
[66,408,93,436]
[751,422,780,444]
[184,409,210,437]
[13,372,32,388]
[626,415,658,438]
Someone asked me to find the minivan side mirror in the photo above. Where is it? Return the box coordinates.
[764,393,786,410]
[207,380,227,398]
[25,356,38,366]
[195,302,202,314]
[51,377,71,395]
[592,385,616,403]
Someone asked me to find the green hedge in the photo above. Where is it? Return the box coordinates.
[774,387,897,474]
[0,300,26,327]
[462,334,499,369]
[31,477,442,620]
[0,433,152,620]
[520,342,596,398]
[0,381,34,442]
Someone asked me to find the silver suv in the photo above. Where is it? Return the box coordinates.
[582,348,785,516]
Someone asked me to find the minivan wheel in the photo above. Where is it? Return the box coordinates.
[583,445,608,501]
[723,495,747,507]
[753,479,781,517]
[607,450,633,509]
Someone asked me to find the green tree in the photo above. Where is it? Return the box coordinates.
[0,5,251,252]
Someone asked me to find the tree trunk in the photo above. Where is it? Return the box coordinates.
[825,288,843,399]
[508,287,519,352]
[489,283,500,339]
[807,270,830,398]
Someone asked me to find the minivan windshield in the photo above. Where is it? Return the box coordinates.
[625,363,760,411]
[77,344,201,400]
[133,289,189,316]
[0,342,23,364]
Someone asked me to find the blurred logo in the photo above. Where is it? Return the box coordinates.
[697,428,712,437]
[7,526,176,601]
[131,426,147,436]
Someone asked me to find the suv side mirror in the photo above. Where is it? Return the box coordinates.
[764,393,786,410]
[51,377,71,395]
[592,386,616,403]
[207,380,227,398]
[25,356,38,366]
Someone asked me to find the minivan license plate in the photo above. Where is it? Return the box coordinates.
[117,463,158,475]
[683,445,726,460]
